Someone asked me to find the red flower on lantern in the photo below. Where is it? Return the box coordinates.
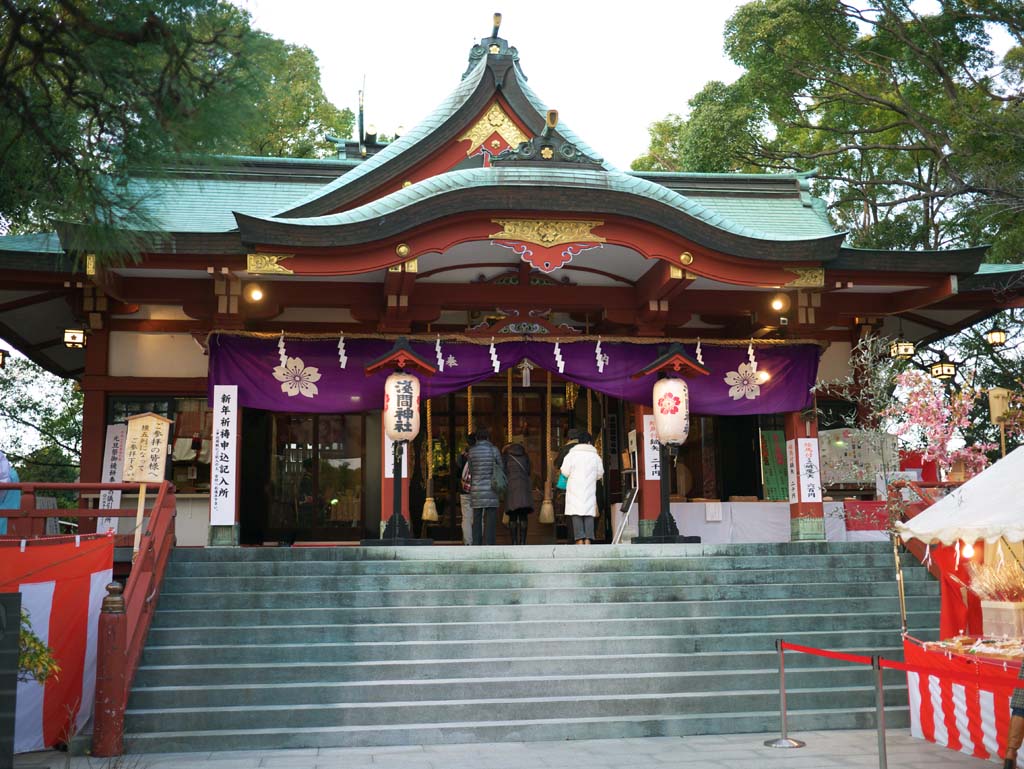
[658,393,681,415]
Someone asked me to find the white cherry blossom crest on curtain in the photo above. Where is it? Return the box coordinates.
[273,356,321,398]
[724,361,761,401]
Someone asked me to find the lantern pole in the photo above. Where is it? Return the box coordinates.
[629,343,710,545]
[361,337,436,547]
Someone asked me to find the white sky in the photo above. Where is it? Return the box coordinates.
[238,1,748,169]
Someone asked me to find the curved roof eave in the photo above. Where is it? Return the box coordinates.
[273,56,491,219]
[235,166,846,262]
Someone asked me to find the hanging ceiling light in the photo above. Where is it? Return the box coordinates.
[889,318,914,360]
[985,326,1007,348]
[930,355,957,381]
[0,347,8,368]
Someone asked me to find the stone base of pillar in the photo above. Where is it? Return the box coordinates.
[791,516,826,541]
[207,524,239,547]
[638,518,657,538]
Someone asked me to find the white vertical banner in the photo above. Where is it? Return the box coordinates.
[643,414,661,481]
[786,439,799,504]
[796,437,822,503]
[97,424,127,533]
[383,432,409,479]
[210,385,238,526]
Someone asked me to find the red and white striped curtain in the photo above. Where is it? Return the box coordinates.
[0,534,113,753]
[905,640,1023,766]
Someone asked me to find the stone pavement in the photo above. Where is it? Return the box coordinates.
[13,730,992,769]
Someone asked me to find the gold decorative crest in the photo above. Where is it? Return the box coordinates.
[490,219,606,248]
[247,253,294,275]
[783,267,825,288]
[458,102,529,156]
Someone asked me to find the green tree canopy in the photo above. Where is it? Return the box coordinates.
[231,43,354,159]
[633,0,1024,257]
[0,1,353,250]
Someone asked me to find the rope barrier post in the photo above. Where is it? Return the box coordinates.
[891,533,908,635]
[764,639,806,749]
[873,655,888,769]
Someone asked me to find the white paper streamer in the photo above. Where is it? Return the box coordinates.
[278,331,287,368]
[554,341,565,374]
[337,333,347,369]
[435,335,445,372]
[695,338,704,366]
[595,337,604,373]
[489,338,500,373]
[747,341,757,370]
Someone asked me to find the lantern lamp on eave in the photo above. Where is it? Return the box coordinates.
[889,338,915,360]
[889,318,915,360]
[985,326,1007,348]
[0,347,7,369]
[930,356,957,382]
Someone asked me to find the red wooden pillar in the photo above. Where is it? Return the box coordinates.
[783,410,825,541]
[633,404,661,538]
[79,328,109,535]
[91,582,126,757]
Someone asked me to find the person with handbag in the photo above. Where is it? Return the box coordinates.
[502,437,533,546]
[455,432,476,545]
[560,431,603,545]
[467,426,504,545]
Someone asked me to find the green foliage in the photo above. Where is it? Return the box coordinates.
[0,356,82,474]
[0,1,353,255]
[635,0,1024,255]
[230,42,354,159]
[19,610,60,684]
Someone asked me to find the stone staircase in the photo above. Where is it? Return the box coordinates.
[125,542,939,753]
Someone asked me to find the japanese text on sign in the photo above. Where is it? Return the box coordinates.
[643,414,661,481]
[796,437,822,503]
[123,413,172,483]
[210,385,238,526]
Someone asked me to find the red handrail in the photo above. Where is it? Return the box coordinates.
[1,481,177,756]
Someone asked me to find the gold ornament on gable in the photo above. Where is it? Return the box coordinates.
[783,267,825,288]
[247,253,294,275]
[490,219,606,249]
[458,102,529,156]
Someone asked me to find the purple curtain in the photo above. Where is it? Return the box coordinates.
[209,334,819,416]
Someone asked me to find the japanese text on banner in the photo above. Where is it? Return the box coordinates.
[210,385,238,526]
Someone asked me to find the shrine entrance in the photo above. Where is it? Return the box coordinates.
[412,370,612,545]
[239,410,369,544]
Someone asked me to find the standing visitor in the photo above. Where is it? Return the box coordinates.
[0,450,20,536]
[502,437,533,546]
[456,432,476,545]
[560,431,603,545]
[468,426,502,546]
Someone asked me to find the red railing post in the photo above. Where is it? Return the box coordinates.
[92,582,127,757]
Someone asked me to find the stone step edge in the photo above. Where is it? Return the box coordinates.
[126,685,898,717]
[131,666,909,694]
[135,647,906,673]
[125,705,910,740]
[146,611,934,633]
[143,628,909,652]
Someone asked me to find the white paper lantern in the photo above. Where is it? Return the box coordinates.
[653,378,689,445]
[383,372,421,442]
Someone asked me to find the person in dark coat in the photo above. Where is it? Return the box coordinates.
[467,426,502,545]
[502,438,533,545]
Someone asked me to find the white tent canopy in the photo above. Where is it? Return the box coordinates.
[895,445,1024,546]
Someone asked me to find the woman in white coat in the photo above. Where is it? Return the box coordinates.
[559,431,603,545]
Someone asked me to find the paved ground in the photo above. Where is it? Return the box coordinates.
[13,730,994,769]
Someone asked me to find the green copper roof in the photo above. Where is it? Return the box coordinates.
[122,177,327,232]
[975,263,1024,274]
[273,57,491,217]
[682,194,834,239]
[0,232,63,253]
[246,165,841,244]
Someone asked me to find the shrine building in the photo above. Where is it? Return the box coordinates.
[1,17,1021,548]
